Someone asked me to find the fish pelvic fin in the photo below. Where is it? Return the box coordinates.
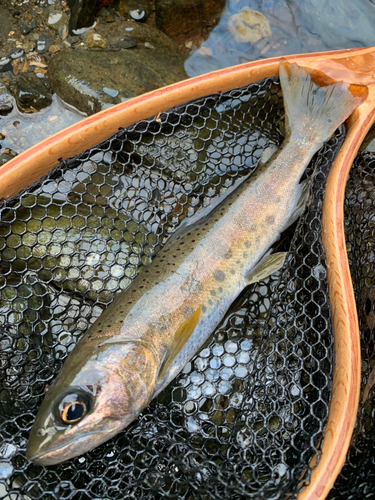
[246,252,287,285]
[258,144,278,167]
[279,59,367,145]
[158,305,202,381]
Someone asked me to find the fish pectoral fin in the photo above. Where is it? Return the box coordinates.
[246,252,287,285]
[157,305,202,381]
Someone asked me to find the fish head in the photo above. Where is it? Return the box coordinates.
[26,342,156,465]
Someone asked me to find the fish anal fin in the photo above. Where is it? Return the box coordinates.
[158,305,202,381]
[247,252,286,285]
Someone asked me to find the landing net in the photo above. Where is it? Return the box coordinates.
[0,76,371,499]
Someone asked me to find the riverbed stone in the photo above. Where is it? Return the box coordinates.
[9,48,24,60]
[155,0,225,43]
[23,41,36,54]
[20,19,37,35]
[67,0,96,33]
[118,0,152,21]
[0,8,13,42]
[0,151,17,167]
[49,45,61,54]
[67,35,80,45]
[48,48,187,115]
[0,84,14,116]
[37,34,53,54]
[98,20,176,52]
[84,32,108,49]
[14,74,53,113]
[58,24,69,41]
[0,58,12,73]
[47,9,69,32]
[116,36,137,49]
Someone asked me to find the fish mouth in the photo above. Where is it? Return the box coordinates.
[26,421,123,466]
[26,431,100,466]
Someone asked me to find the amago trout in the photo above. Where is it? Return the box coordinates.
[26,60,366,465]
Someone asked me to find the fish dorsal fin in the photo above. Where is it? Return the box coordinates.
[247,252,286,285]
[158,305,202,381]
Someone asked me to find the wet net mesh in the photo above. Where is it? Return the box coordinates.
[0,76,369,499]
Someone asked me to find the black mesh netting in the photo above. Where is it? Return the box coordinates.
[0,75,365,500]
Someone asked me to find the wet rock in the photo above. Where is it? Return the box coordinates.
[48,48,187,115]
[67,35,80,45]
[228,8,271,44]
[130,8,148,21]
[99,20,176,52]
[98,8,115,22]
[0,150,18,167]
[104,15,116,23]
[20,19,37,35]
[97,7,110,17]
[155,0,225,43]
[9,48,24,60]
[58,24,69,41]
[28,54,48,71]
[37,35,53,54]
[67,0,96,33]
[0,58,12,73]
[11,59,29,76]
[84,32,108,48]
[15,74,53,113]
[49,45,61,54]
[11,54,47,77]
[116,36,137,49]
[0,84,14,116]
[23,41,36,54]
[118,0,151,21]
[48,9,69,31]
[0,8,13,42]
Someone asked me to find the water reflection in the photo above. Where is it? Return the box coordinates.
[185,0,375,76]
[0,94,84,161]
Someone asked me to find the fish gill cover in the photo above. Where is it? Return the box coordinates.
[0,75,371,499]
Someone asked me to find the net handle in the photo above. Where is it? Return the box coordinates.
[1,46,375,499]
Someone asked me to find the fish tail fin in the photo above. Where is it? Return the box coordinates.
[279,59,367,145]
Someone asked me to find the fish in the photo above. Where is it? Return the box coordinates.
[26,59,366,465]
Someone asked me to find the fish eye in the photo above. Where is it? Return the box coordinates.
[55,391,92,426]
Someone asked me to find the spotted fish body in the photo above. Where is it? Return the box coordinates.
[26,60,365,465]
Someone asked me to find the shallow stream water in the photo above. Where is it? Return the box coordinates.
[1,94,83,158]
[185,0,375,76]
